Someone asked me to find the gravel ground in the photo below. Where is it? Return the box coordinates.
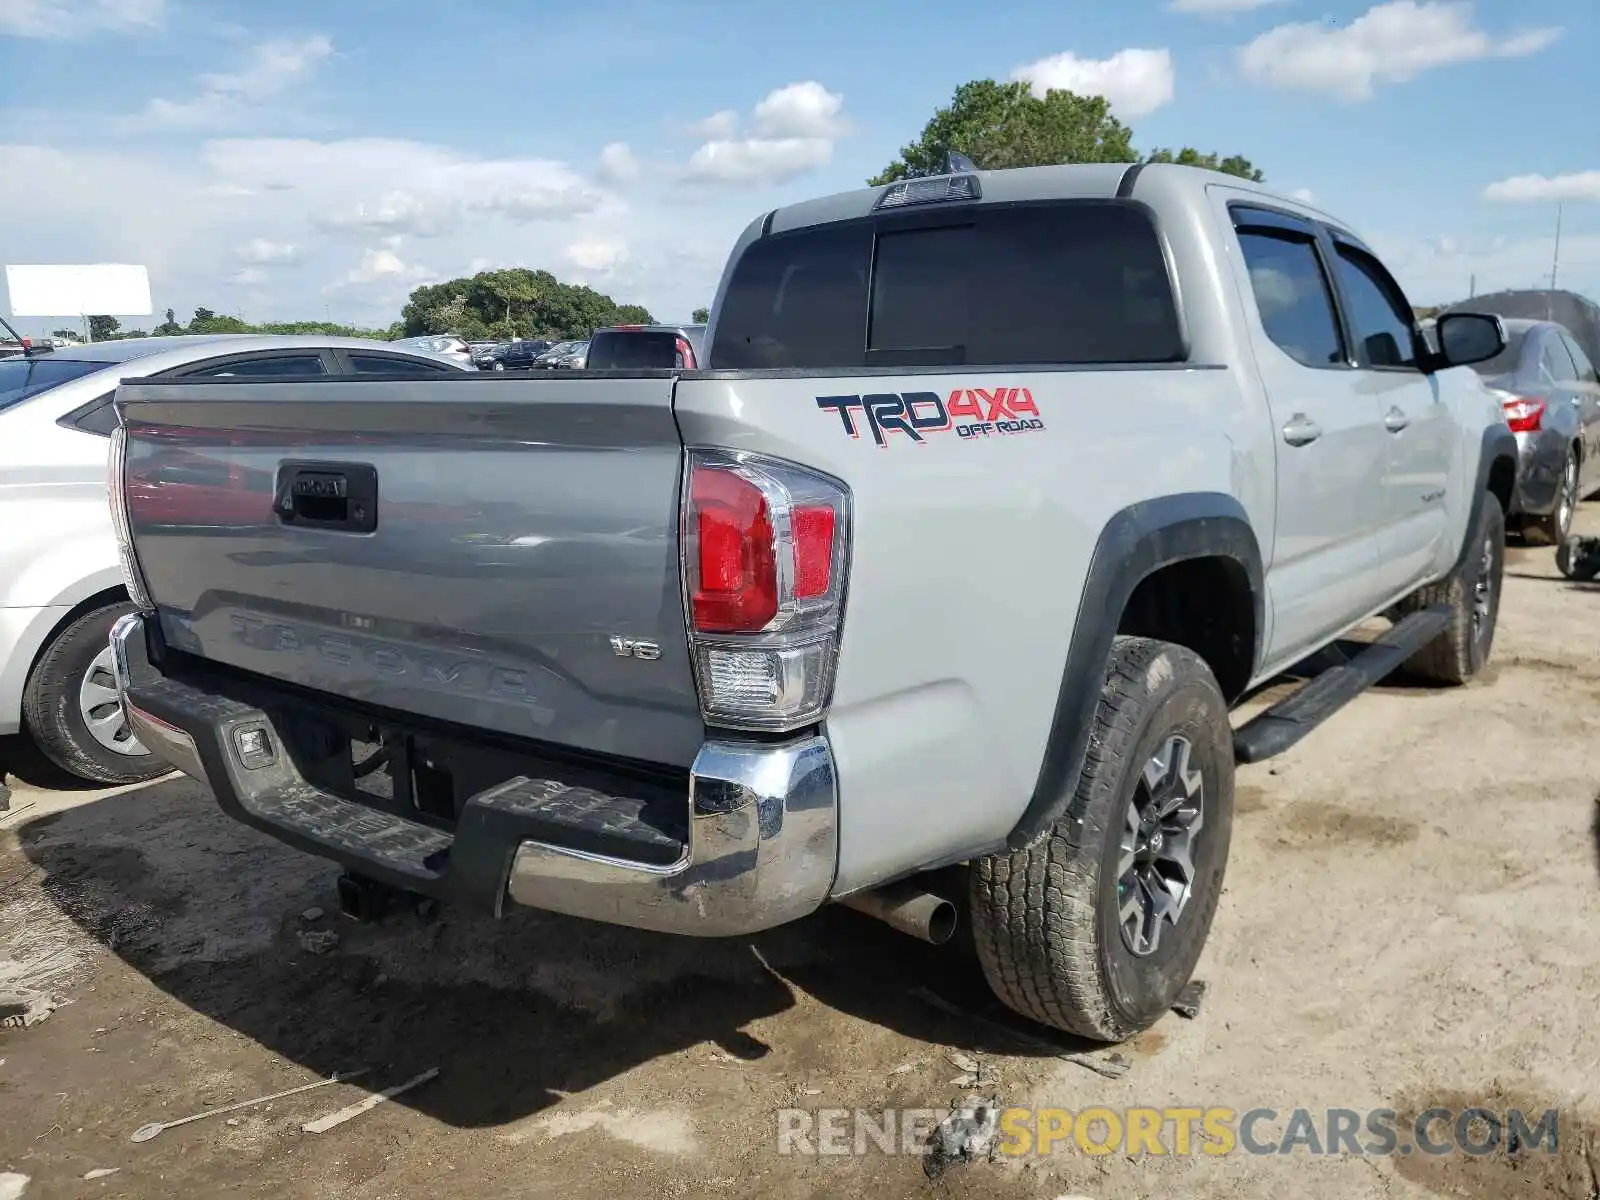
[1,510,1598,1199]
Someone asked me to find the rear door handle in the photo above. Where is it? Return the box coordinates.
[1282,414,1322,446]
[1384,406,1410,433]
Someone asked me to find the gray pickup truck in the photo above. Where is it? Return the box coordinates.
[107,162,1516,1041]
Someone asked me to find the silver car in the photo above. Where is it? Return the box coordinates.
[1463,318,1600,543]
[391,334,476,369]
[0,335,466,790]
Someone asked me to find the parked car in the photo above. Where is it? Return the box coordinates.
[584,324,705,369]
[468,341,509,371]
[108,163,1514,1041]
[391,335,475,369]
[1443,289,1600,381]
[497,339,554,370]
[0,334,467,788]
[532,339,589,369]
[1453,318,1600,543]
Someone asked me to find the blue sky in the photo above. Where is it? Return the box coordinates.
[1,0,1595,334]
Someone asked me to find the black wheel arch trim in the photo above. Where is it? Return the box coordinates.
[1453,425,1518,576]
[1005,492,1264,851]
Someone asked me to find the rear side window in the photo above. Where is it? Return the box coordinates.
[1563,334,1598,385]
[1540,337,1577,384]
[587,330,683,369]
[348,353,452,376]
[0,357,108,413]
[1236,231,1345,369]
[709,203,1183,370]
[189,354,328,377]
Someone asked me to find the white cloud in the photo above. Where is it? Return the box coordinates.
[565,240,627,272]
[682,82,846,186]
[0,135,748,336]
[129,35,333,129]
[685,137,834,185]
[691,110,738,138]
[1373,230,1599,304]
[1169,0,1286,12]
[0,0,161,38]
[752,81,847,138]
[1288,187,1317,203]
[344,244,432,286]
[595,142,639,185]
[236,237,299,265]
[1483,171,1600,204]
[1011,47,1175,118]
[1238,1,1562,101]
[196,138,602,238]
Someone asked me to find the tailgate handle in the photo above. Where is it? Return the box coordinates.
[275,461,378,532]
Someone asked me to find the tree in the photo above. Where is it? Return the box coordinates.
[87,315,121,341]
[869,78,1264,185]
[152,307,185,336]
[1142,147,1263,182]
[399,269,655,341]
[692,307,710,324]
[869,80,1136,185]
[189,307,216,328]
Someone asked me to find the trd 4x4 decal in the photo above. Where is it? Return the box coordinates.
[816,388,1045,447]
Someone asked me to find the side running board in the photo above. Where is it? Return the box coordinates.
[1233,604,1453,764]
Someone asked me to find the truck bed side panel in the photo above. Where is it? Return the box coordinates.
[674,367,1258,893]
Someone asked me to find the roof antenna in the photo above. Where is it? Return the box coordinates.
[0,312,43,357]
[942,149,978,174]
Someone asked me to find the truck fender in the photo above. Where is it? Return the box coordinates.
[1005,492,1263,851]
[1452,424,1518,576]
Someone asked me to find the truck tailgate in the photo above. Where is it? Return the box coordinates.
[115,374,703,767]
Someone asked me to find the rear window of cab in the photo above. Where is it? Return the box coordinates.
[709,201,1184,371]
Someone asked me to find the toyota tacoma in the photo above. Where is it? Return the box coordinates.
[107,163,1516,1040]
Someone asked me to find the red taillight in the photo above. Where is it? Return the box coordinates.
[682,451,851,731]
[1502,396,1543,434]
[792,506,836,598]
[691,467,778,632]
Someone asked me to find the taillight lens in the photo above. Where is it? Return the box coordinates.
[1502,396,1544,434]
[682,450,850,732]
[108,424,155,611]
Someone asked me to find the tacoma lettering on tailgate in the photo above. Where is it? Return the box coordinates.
[816,388,1045,447]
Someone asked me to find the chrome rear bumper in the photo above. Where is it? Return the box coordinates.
[110,611,838,935]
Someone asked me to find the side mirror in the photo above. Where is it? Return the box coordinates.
[1433,312,1506,369]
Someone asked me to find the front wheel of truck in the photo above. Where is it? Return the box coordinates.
[970,638,1234,1042]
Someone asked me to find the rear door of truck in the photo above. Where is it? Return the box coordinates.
[115,371,704,768]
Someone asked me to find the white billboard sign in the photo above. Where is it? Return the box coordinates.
[4,264,153,317]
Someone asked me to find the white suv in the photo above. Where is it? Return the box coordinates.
[0,335,465,794]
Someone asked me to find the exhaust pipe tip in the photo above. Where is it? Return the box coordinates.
[840,882,959,945]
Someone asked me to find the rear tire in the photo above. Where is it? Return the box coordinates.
[22,601,169,786]
[1529,448,1578,546]
[1397,492,1505,685]
[969,638,1234,1042]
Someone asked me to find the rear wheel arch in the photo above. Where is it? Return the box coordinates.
[1005,493,1263,851]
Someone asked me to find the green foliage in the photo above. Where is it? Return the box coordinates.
[870,78,1265,186]
[692,307,711,324]
[400,268,655,341]
[1142,147,1263,181]
[87,315,120,340]
[869,80,1137,185]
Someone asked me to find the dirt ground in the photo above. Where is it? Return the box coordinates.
[3,512,1600,1200]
